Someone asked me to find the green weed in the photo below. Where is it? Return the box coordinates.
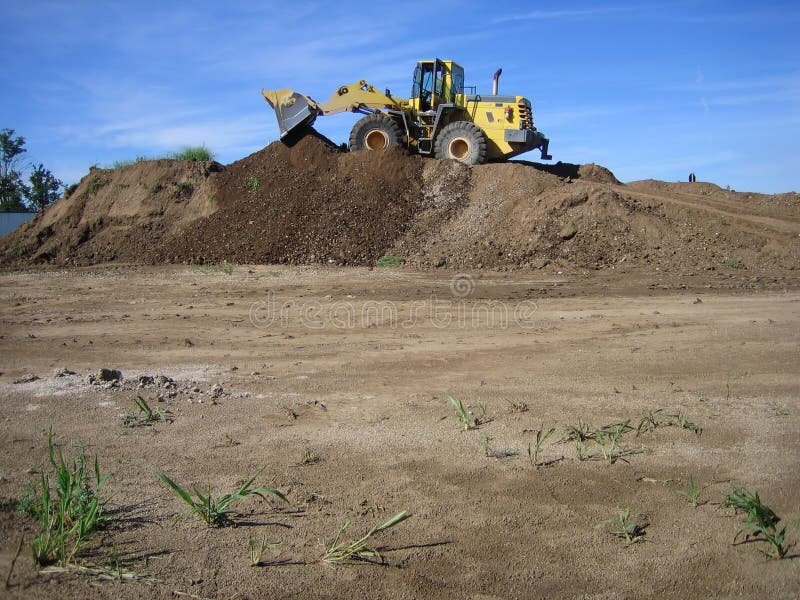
[156,471,286,527]
[300,447,320,465]
[171,146,214,161]
[88,175,109,194]
[573,439,588,461]
[666,412,703,437]
[597,420,634,437]
[561,420,595,443]
[322,511,412,564]
[195,260,234,275]
[636,409,665,436]
[248,536,281,566]
[247,176,260,191]
[527,425,556,468]
[596,507,647,544]
[722,259,743,269]
[594,421,631,464]
[26,430,110,566]
[121,395,168,427]
[112,156,149,168]
[723,485,791,559]
[375,255,402,267]
[678,476,703,508]
[447,396,478,431]
[480,435,495,457]
[175,181,193,195]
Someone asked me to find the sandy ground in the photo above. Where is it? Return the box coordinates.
[1,265,799,599]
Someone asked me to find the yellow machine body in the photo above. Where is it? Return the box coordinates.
[261,59,551,165]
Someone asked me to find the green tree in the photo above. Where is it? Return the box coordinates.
[0,128,29,211]
[27,164,62,213]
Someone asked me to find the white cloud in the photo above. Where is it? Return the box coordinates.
[492,7,638,24]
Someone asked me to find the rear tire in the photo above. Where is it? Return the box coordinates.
[434,121,487,165]
[349,114,403,152]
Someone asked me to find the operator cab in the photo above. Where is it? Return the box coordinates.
[411,59,464,112]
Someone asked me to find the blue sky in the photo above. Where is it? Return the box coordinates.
[2,1,798,193]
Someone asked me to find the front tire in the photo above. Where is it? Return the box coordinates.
[349,114,403,152]
[434,121,487,165]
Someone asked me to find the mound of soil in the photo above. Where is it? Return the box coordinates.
[2,130,799,272]
[0,160,221,265]
[150,133,423,265]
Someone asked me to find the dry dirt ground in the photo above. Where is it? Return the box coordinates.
[0,264,799,599]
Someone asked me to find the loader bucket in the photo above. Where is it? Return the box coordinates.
[261,88,320,138]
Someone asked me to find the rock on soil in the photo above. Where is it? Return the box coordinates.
[1,130,798,271]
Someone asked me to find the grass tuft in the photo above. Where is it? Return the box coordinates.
[25,430,110,566]
[447,396,478,431]
[596,507,647,544]
[636,408,665,436]
[248,536,281,566]
[155,471,286,527]
[375,255,403,267]
[678,476,703,508]
[171,146,214,161]
[121,395,168,427]
[195,260,235,275]
[322,511,412,564]
[723,485,791,559]
[666,412,703,437]
[527,425,556,468]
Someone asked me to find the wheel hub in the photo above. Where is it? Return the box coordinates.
[449,138,470,160]
[365,129,389,150]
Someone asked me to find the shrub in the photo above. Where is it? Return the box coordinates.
[171,146,214,161]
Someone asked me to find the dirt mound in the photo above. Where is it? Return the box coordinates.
[392,162,800,271]
[150,133,423,265]
[0,159,220,265]
[2,131,799,273]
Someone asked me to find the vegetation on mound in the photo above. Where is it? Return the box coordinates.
[171,145,215,162]
[109,145,215,169]
[376,255,403,267]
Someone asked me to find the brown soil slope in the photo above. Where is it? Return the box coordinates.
[2,132,798,272]
[1,159,221,265]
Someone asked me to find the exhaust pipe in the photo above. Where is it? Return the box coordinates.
[492,68,502,95]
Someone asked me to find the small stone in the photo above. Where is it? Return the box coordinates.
[692,297,703,304]
[559,222,578,240]
[97,368,122,382]
[156,375,176,388]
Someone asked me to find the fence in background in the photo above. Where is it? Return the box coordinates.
[0,212,36,237]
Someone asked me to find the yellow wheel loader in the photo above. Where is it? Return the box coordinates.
[262,59,551,166]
